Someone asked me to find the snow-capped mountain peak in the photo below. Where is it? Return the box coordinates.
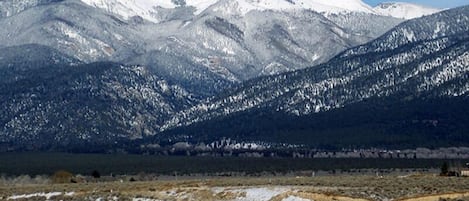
[80,0,377,23]
[373,2,441,19]
[80,0,219,23]
[80,0,442,23]
[207,0,376,16]
[294,0,375,14]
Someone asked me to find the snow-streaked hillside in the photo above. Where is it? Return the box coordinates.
[0,0,403,97]
[161,6,469,131]
[373,2,441,19]
[0,45,198,146]
[0,0,50,18]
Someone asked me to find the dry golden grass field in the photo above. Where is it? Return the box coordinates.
[2,175,469,201]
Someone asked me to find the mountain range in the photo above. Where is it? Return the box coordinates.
[1,0,467,151]
[158,6,469,149]
[0,0,413,95]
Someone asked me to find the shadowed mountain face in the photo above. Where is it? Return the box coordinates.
[157,6,469,148]
[0,44,80,84]
[0,45,199,150]
[159,96,469,149]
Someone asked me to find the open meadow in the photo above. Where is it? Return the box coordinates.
[2,175,469,201]
[1,153,469,201]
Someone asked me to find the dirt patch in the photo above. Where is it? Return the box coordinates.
[398,192,469,201]
[271,191,371,201]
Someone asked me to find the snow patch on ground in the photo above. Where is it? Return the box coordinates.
[283,195,312,201]
[241,187,286,201]
[132,198,162,201]
[215,186,293,201]
[7,192,74,200]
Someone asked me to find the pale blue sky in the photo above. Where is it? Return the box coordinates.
[363,0,469,8]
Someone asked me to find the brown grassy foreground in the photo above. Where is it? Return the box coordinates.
[1,175,469,201]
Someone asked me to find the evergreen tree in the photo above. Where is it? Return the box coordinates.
[440,162,449,176]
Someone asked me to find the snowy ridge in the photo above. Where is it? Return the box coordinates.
[209,0,375,15]
[79,0,449,23]
[80,0,377,22]
[80,0,176,23]
[80,0,219,23]
[373,2,441,19]
[294,0,375,14]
